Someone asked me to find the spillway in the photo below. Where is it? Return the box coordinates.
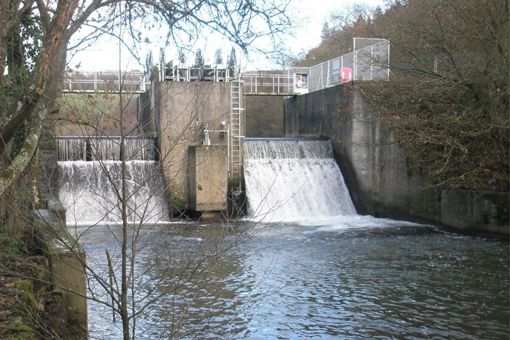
[243,138,356,222]
[58,136,169,225]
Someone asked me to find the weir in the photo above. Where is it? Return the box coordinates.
[57,136,156,161]
[244,138,356,222]
[57,136,169,225]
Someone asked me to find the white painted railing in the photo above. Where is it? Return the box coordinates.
[63,71,148,93]
[241,72,295,95]
[63,39,389,96]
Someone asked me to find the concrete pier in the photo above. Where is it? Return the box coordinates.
[138,81,233,215]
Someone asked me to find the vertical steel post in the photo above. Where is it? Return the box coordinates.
[327,61,330,86]
[387,39,390,80]
[353,38,357,81]
[370,45,373,80]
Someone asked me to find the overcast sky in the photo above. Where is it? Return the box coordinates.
[68,0,386,72]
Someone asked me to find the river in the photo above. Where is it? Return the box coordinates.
[73,219,509,339]
[60,138,509,339]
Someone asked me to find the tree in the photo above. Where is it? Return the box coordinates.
[293,3,374,67]
[0,0,292,199]
[292,0,509,191]
[359,0,509,191]
[54,76,265,339]
[0,1,291,339]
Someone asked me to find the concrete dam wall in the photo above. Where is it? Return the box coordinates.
[138,81,232,215]
[284,84,508,236]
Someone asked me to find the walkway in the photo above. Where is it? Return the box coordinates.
[63,38,389,96]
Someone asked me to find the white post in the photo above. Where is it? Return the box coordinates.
[387,40,390,80]
[338,56,344,84]
[327,61,330,87]
[370,45,373,80]
[320,63,323,89]
[353,38,357,81]
[287,70,290,93]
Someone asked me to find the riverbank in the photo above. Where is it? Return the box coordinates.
[0,231,77,339]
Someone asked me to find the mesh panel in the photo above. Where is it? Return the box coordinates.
[292,38,389,92]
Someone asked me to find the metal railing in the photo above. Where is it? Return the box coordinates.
[160,65,237,82]
[239,39,389,95]
[63,71,148,94]
[63,39,389,96]
[241,72,295,95]
[304,39,390,92]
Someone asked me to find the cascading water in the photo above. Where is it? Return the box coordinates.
[58,137,169,225]
[244,138,356,222]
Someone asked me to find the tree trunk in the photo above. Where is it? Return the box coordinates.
[0,0,78,196]
[0,109,46,198]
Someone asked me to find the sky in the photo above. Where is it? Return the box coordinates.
[69,0,386,72]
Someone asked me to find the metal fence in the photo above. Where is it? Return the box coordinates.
[301,38,390,93]
[63,38,389,96]
[160,65,238,82]
[63,71,148,93]
[241,72,295,95]
[241,39,390,95]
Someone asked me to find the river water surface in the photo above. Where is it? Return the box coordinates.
[74,220,509,340]
[59,138,508,339]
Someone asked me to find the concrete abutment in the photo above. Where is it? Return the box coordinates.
[284,84,509,236]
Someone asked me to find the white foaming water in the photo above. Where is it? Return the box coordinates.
[244,139,357,222]
[59,160,169,226]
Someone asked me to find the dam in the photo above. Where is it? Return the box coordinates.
[60,136,508,339]
[244,138,356,221]
[54,131,508,339]
[50,41,508,339]
[57,136,169,226]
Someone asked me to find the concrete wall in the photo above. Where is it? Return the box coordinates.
[148,81,231,211]
[284,84,509,236]
[37,209,88,337]
[188,146,228,211]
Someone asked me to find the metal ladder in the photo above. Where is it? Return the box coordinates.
[230,79,244,193]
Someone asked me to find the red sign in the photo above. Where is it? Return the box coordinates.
[340,68,352,83]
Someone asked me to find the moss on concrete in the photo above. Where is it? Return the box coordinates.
[0,220,84,339]
[171,198,186,211]
[13,280,37,312]
[4,316,36,340]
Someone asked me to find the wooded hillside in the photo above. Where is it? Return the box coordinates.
[293,0,509,192]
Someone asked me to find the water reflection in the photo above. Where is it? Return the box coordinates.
[76,222,509,339]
